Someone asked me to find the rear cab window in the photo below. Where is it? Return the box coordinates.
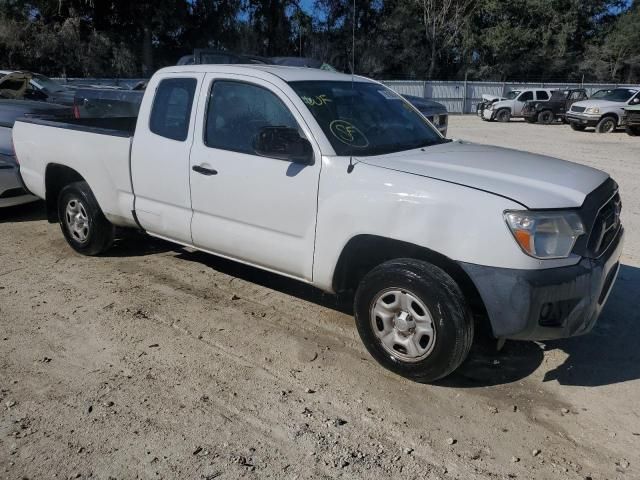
[536,91,549,101]
[149,78,197,141]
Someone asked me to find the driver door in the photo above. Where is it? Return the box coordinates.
[188,74,321,281]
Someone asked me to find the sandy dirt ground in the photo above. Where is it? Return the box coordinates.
[1,116,639,480]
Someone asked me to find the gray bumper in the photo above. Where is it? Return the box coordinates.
[566,113,600,127]
[459,228,624,340]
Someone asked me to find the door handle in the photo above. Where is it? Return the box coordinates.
[192,165,218,176]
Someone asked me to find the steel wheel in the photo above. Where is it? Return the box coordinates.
[370,288,436,363]
[597,117,616,133]
[64,198,90,244]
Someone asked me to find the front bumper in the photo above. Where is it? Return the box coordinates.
[459,228,624,340]
[566,112,600,127]
[481,108,495,121]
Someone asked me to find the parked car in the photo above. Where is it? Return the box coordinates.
[481,88,554,122]
[522,89,588,124]
[567,87,640,133]
[623,104,640,136]
[0,99,71,207]
[0,70,75,105]
[401,95,448,136]
[74,87,144,118]
[13,65,623,382]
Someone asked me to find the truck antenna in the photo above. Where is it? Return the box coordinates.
[347,0,356,174]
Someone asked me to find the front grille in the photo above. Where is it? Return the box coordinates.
[571,106,586,113]
[587,192,622,258]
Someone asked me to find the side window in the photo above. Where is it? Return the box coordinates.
[149,78,197,142]
[536,91,549,101]
[205,80,300,155]
[518,91,534,102]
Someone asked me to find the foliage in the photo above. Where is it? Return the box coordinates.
[0,0,637,81]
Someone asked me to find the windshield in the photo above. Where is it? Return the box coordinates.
[600,88,638,102]
[289,81,446,156]
[506,90,521,100]
[31,74,65,92]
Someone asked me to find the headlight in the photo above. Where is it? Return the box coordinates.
[585,107,600,114]
[487,104,494,110]
[504,211,585,259]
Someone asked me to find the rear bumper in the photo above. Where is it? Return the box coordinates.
[459,228,624,340]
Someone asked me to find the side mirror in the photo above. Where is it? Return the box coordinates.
[630,97,640,105]
[253,126,314,165]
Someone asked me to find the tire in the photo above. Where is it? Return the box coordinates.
[570,123,586,131]
[354,259,474,383]
[58,181,115,256]
[625,125,640,136]
[496,109,511,122]
[595,116,617,134]
[537,110,554,125]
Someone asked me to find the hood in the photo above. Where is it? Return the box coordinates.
[572,99,628,109]
[358,141,608,209]
[0,71,32,100]
[403,95,447,113]
[482,94,504,102]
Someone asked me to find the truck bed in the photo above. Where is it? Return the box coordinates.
[13,116,137,227]
[16,116,137,137]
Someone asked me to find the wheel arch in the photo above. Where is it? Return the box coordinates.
[45,163,86,223]
[331,234,488,318]
[600,112,619,123]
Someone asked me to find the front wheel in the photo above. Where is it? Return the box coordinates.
[595,116,617,134]
[537,110,554,124]
[354,259,474,383]
[496,109,511,122]
[58,181,115,256]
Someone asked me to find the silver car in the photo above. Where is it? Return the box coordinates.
[1,98,71,207]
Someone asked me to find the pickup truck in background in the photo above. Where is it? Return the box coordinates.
[13,65,624,382]
[567,87,640,133]
[522,88,588,124]
[480,88,555,122]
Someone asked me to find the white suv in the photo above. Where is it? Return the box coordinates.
[481,88,554,122]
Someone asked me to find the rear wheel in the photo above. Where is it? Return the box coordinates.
[496,109,511,122]
[570,123,586,131]
[537,110,554,125]
[58,181,114,255]
[354,259,474,383]
[595,116,617,134]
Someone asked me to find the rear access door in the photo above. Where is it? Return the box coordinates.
[130,72,205,244]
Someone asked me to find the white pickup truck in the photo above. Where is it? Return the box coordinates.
[13,66,624,382]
